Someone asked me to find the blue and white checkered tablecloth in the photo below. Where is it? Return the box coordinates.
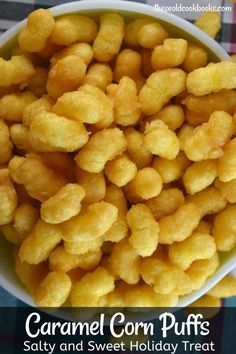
[0,0,236,308]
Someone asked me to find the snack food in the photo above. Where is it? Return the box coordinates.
[195,11,221,39]
[0,8,236,310]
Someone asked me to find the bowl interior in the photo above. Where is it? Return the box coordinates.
[0,0,234,310]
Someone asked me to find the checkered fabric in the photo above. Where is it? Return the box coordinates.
[0,0,236,307]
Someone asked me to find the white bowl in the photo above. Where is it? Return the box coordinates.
[0,0,235,309]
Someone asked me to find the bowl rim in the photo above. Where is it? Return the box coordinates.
[0,0,231,61]
[0,0,233,310]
